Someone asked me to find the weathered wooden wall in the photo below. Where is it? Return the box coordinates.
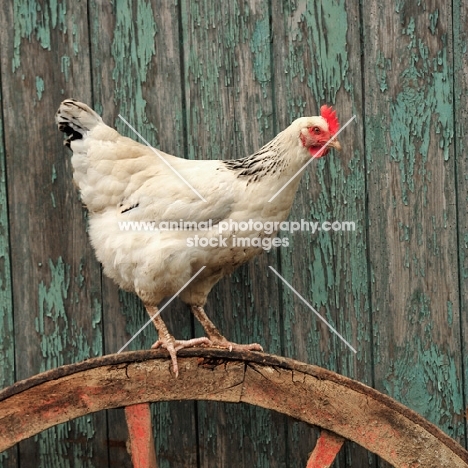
[0,1,466,466]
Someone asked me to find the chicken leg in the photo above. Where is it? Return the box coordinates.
[190,305,263,352]
[146,305,211,377]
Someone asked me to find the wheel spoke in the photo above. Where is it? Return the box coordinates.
[306,430,345,468]
[124,403,158,468]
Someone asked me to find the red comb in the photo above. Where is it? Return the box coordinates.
[320,105,340,135]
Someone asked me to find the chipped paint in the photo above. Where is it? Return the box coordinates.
[429,9,439,34]
[35,75,44,100]
[12,0,67,71]
[375,51,389,93]
[383,338,464,437]
[389,20,453,205]
[111,0,158,143]
[51,163,57,183]
[282,1,350,116]
[0,87,13,468]
[33,257,101,465]
[279,0,365,373]
[250,15,271,92]
[366,2,462,447]
[61,55,71,81]
[1,0,466,465]
[0,93,14,394]
[36,257,70,369]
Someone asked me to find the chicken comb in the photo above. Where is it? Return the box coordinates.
[320,105,340,135]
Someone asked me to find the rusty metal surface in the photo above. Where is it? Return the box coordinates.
[0,349,467,467]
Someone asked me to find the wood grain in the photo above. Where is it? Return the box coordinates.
[0,1,107,466]
[0,0,465,466]
[363,0,464,449]
[454,0,468,450]
[1,349,467,467]
[0,66,17,468]
[271,1,372,466]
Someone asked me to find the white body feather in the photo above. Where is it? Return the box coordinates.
[56,100,332,307]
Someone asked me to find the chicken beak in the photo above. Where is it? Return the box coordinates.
[328,138,342,151]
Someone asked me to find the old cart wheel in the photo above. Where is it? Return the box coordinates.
[0,349,467,467]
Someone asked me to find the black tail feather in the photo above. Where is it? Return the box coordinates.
[55,99,102,147]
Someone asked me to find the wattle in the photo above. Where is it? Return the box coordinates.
[308,146,329,158]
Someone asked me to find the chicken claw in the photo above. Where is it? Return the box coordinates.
[190,305,263,353]
[146,306,212,377]
[151,336,212,377]
[210,340,263,353]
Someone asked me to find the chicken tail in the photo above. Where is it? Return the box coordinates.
[56,99,103,148]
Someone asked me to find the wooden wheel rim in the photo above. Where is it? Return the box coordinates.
[0,349,467,467]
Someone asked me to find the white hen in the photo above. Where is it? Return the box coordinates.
[56,99,341,376]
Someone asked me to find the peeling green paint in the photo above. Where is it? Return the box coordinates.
[61,55,71,81]
[1,0,465,464]
[383,338,463,438]
[12,0,67,71]
[34,257,102,466]
[36,257,70,368]
[375,51,389,93]
[250,15,271,92]
[276,0,368,394]
[183,1,274,159]
[75,258,85,289]
[0,92,14,398]
[429,9,439,34]
[447,300,453,326]
[71,14,80,55]
[389,17,453,204]
[0,119,12,468]
[282,150,368,374]
[111,0,158,143]
[282,0,350,117]
[35,75,44,100]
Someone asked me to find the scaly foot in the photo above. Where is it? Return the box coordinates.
[209,339,263,353]
[190,305,263,353]
[145,305,212,377]
[151,336,212,377]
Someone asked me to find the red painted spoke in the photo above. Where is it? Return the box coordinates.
[124,403,158,468]
[306,430,345,468]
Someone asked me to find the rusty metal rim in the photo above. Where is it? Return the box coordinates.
[1,348,467,464]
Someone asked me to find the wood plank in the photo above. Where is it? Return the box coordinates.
[0,1,107,466]
[88,1,199,466]
[180,1,287,466]
[271,1,372,466]
[363,0,464,446]
[0,1,464,466]
[125,404,158,468]
[453,0,468,450]
[0,76,18,468]
[306,431,345,468]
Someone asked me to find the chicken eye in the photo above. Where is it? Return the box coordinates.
[312,126,321,134]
